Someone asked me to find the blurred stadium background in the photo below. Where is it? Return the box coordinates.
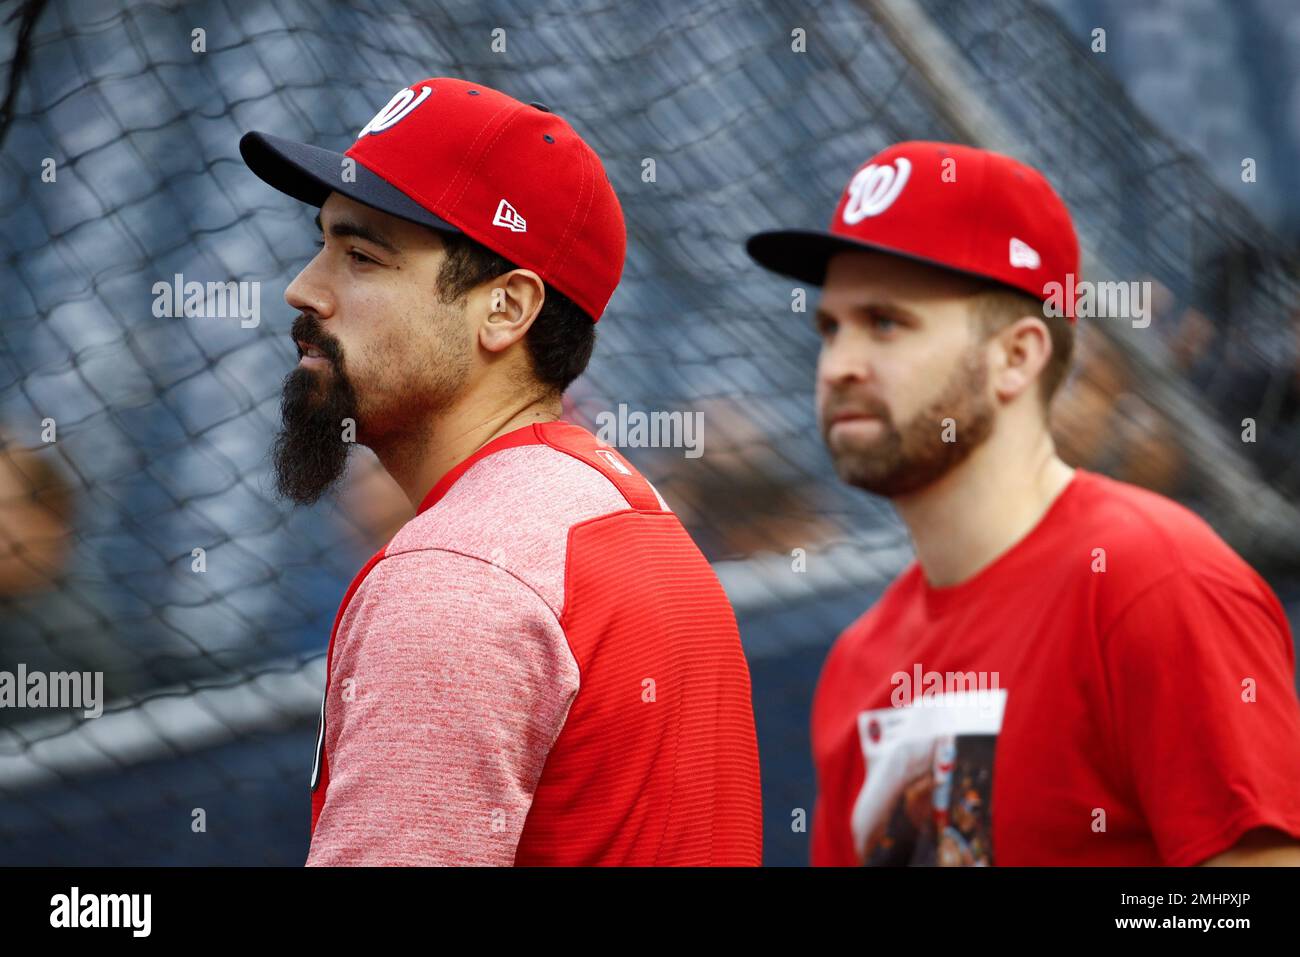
[1,0,1297,865]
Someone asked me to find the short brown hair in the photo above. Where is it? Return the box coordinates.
[968,285,1074,405]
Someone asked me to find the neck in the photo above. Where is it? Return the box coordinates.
[371,387,563,511]
[892,415,1076,588]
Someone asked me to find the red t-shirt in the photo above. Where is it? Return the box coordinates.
[811,468,1300,866]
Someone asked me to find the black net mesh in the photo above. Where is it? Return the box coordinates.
[0,0,1296,865]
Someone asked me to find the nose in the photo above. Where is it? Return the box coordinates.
[284,250,334,321]
[818,326,874,390]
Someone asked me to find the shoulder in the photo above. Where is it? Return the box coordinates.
[844,563,923,632]
[818,566,922,682]
[383,426,636,618]
[1066,472,1287,644]
[1067,470,1226,559]
[332,548,582,712]
[1064,471,1274,615]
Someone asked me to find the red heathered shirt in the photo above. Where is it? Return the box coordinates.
[307,420,763,866]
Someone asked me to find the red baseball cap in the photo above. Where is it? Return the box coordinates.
[746,141,1080,321]
[240,78,625,322]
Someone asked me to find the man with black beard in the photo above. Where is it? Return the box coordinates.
[747,141,1300,866]
[239,78,761,865]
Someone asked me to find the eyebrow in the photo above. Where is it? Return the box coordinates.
[814,302,922,325]
[314,211,401,256]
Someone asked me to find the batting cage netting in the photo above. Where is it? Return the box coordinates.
[1,0,1297,865]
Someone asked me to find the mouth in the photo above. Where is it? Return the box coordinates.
[829,411,881,425]
[826,409,887,442]
[295,340,334,371]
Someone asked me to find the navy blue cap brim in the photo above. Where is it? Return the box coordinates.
[747,228,1021,292]
[746,229,866,287]
[239,131,460,234]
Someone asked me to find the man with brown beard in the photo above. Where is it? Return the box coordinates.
[747,141,1300,866]
[239,78,761,865]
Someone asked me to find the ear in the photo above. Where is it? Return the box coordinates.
[990,315,1052,404]
[472,269,546,354]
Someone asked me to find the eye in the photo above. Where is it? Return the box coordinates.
[815,315,838,338]
[314,240,377,265]
[869,314,899,334]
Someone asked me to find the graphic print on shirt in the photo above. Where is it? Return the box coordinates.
[852,689,1007,866]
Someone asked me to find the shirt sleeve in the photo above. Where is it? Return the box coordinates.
[306,548,579,866]
[1103,568,1300,866]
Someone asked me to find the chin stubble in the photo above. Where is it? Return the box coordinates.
[825,349,994,497]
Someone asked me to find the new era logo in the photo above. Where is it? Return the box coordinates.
[493,198,527,233]
[1009,237,1040,269]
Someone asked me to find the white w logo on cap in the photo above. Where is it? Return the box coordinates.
[357,86,432,138]
[842,158,911,224]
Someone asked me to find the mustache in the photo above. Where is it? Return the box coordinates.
[822,390,891,423]
[290,314,343,363]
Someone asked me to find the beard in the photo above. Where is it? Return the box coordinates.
[272,309,473,507]
[271,314,359,506]
[821,346,995,498]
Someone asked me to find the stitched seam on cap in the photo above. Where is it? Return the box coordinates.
[543,137,593,284]
[433,100,518,210]
[347,152,471,233]
[442,104,528,214]
[551,144,597,315]
[966,148,992,274]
